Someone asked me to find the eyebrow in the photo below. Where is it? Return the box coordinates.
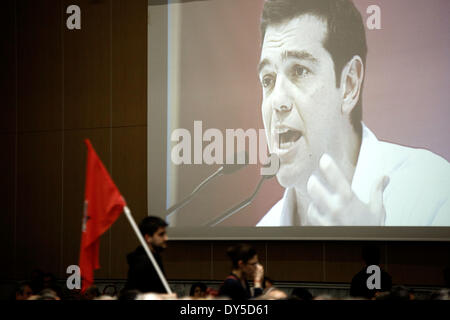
[283,50,318,63]
[258,50,318,74]
[258,59,270,75]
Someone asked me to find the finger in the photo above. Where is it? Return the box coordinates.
[370,175,390,213]
[319,153,352,200]
[307,174,338,214]
[306,203,331,226]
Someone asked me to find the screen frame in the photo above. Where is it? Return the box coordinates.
[165,227,450,241]
[147,1,450,242]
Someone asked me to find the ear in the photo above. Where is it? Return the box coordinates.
[340,55,364,115]
[144,234,151,244]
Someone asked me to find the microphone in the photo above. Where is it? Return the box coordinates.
[203,154,279,227]
[221,152,249,175]
[165,151,249,225]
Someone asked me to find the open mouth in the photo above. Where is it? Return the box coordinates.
[276,129,302,150]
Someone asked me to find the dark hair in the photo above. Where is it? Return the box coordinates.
[139,216,168,237]
[15,281,32,295]
[227,244,257,269]
[102,284,118,297]
[84,286,101,298]
[189,282,207,296]
[290,287,313,301]
[261,0,366,134]
[362,245,381,265]
[37,288,59,300]
[118,289,141,301]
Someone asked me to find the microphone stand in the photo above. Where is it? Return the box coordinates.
[204,174,273,227]
[164,151,249,226]
[165,166,223,225]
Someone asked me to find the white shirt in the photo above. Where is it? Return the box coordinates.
[257,124,450,226]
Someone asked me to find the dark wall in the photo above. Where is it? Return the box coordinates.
[0,0,449,287]
[0,0,148,281]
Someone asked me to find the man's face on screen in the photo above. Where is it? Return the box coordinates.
[259,15,344,188]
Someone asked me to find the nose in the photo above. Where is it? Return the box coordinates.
[273,99,293,124]
[271,78,293,118]
[274,103,293,113]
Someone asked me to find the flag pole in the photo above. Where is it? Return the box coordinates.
[123,206,172,294]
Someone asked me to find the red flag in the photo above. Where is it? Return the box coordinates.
[79,139,126,292]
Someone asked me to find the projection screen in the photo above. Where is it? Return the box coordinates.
[147,0,450,240]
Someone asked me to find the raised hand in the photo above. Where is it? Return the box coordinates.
[305,153,389,226]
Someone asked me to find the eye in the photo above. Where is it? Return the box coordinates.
[293,65,310,78]
[262,74,275,88]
